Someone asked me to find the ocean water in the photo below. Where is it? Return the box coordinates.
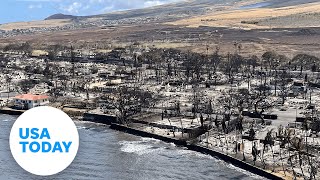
[0,114,263,180]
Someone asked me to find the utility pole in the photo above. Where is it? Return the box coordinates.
[309,87,313,105]
[71,45,75,78]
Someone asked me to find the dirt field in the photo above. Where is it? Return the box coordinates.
[1,23,320,58]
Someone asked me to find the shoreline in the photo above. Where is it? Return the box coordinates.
[82,112,285,179]
[0,110,284,179]
[109,123,284,180]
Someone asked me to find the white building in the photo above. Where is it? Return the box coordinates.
[14,94,49,110]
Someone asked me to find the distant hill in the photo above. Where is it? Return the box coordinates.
[44,0,243,22]
[266,0,320,7]
[5,0,320,31]
[170,0,320,29]
[43,0,320,23]
[45,13,77,20]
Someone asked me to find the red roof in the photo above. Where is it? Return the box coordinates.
[14,94,49,101]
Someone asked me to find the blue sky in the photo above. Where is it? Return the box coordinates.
[0,0,182,24]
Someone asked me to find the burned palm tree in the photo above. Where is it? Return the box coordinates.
[70,45,75,78]
[290,136,305,178]
[175,100,181,117]
[249,125,258,164]
[252,142,258,165]
[237,114,246,161]
[282,128,298,179]
[214,115,222,147]
[163,108,175,137]
[277,125,287,176]
[262,129,276,171]
[5,75,12,104]
[206,99,214,117]
[222,110,231,153]
[190,85,204,120]
[174,100,184,137]
[249,126,256,141]
[302,118,317,179]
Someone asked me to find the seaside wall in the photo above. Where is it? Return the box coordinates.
[110,123,188,146]
[0,108,283,179]
[110,123,284,180]
[0,109,24,115]
[83,113,117,125]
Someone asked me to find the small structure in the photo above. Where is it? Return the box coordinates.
[0,99,4,107]
[14,94,49,110]
[106,76,122,86]
[291,80,306,94]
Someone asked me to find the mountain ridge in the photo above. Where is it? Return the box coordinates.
[45,13,78,20]
[44,0,320,21]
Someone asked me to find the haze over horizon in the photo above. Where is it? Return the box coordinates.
[0,0,183,24]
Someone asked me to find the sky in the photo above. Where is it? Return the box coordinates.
[0,0,182,24]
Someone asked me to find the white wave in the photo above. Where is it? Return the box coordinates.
[226,164,266,179]
[119,140,161,155]
[141,137,161,143]
[174,149,216,160]
[120,138,218,161]
[193,152,215,160]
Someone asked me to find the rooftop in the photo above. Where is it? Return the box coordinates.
[14,94,49,101]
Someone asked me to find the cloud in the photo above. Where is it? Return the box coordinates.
[19,0,61,2]
[18,0,184,15]
[144,0,174,7]
[89,0,104,3]
[99,0,182,13]
[60,2,82,14]
[28,4,43,9]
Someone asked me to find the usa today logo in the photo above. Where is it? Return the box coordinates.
[9,106,79,176]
